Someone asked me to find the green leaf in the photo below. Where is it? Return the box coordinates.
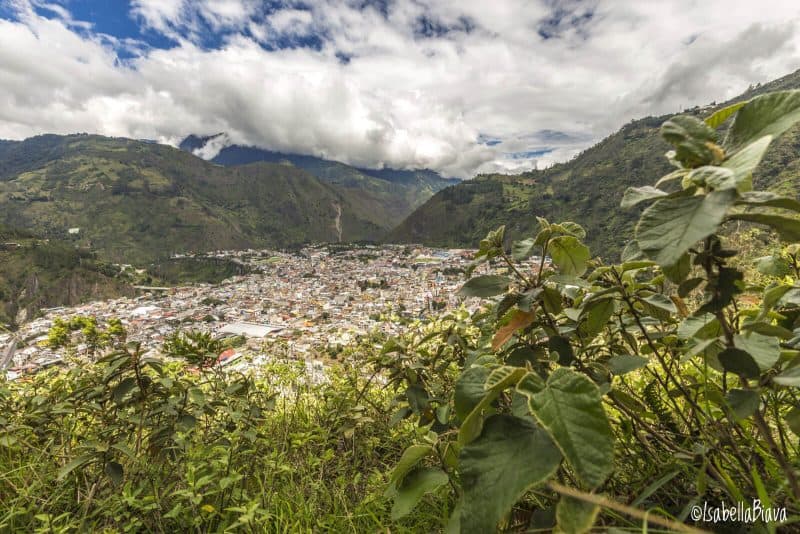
[455,366,491,421]
[756,255,792,277]
[734,333,780,371]
[105,461,124,485]
[640,293,677,321]
[458,275,511,298]
[718,135,773,192]
[786,407,800,434]
[718,348,761,379]
[485,366,526,392]
[529,368,614,488]
[725,389,760,419]
[636,189,737,267]
[661,115,721,167]
[620,186,668,209]
[112,377,137,405]
[459,415,562,534]
[687,165,735,190]
[728,213,800,242]
[705,100,748,129]
[390,467,449,520]
[580,298,615,338]
[773,366,800,387]
[548,336,575,366]
[57,454,94,480]
[549,236,591,277]
[725,90,800,151]
[662,252,691,283]
[606,354,648,375]
[739,191,800,212]
[390,445,433,486]
[555,495,599,534]
[512,238,537,261]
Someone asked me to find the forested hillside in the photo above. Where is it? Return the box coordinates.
[0,135,385,262]
[390,69,800,258]
[180,134,457,228]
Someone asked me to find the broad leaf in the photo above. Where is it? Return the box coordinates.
[556,495,599,534]
[728,213,800,242]
[492,310,536,351]
[455,366,491,421]
[773,366,800,387]
[512,238,537,261]
[725,389,760,419]
[549,236,591,277]
[390,467,449,520]
[606,354,648,375]
[459,415,561,534]
[718,135,773,192]
[661,115,721,167]
[636,189,737,267]
[705,100,748,129]
[725,90,800,151]
[739,191,800,212]
[620,186,667,209]
[529,368,614,488]
[580,298,615,338]
[458,275,511,298]
[390,445,433,486]
[734,333,780,371]
[718,348,761,379]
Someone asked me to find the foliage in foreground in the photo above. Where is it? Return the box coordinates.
[377,90,800,532]
[0,341,443,532]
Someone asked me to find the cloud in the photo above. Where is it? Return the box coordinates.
[0,0,799,178]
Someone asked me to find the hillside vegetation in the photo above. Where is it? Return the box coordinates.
[6,90,800,532]
[390,69,800,258]
[0,135,386,262]
[180,135,458,229]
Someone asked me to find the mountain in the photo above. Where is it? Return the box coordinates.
[180,134,458,228]
[0,134,385,262]
[390,69,800,258]
[0,225,132,328]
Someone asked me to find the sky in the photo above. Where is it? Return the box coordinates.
[1,1,800,178]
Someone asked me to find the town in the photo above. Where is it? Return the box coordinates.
[2,244,538,380]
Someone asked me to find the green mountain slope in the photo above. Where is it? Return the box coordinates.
[389,69,800,257]
[179,135,458,228]
[0,226,132,328]
[0,134,384,262]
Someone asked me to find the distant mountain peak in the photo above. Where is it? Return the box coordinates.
[179,133,231,160]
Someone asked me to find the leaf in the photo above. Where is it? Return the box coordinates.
[390,467,449,520]
[458,275,511,298]
[718,348,761,379]
[734,333,780,371]
[705,100,748,129]
[512,238,537,261]
[636,189,737,267]
[529,368,614,488]
[555,495,599,534]
[459,415,562,534]
[728,213,800,242]
[484,366,527,392]
[606,354,648,375]
[725,90,800,151]
[548,336,575,366]
[756,255,792,277]
[662,252,691,284]
[773,366,800,387]
[786,407,800,435]
[455,366,491,421]
[492,310,536,351]
[580,298,615,338]
[105,461,124,485]
[718,135,773,192]
[390,445,433,486]
[661,115,721,167]
[549,236,591,277]
[620,186,668,209]
[725,389,760,419]
[57,454,94,480]
[739,191,800,212]
[112,377,137,405]
[640,293,677,321]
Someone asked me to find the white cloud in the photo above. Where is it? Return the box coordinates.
[1,0,799,178]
